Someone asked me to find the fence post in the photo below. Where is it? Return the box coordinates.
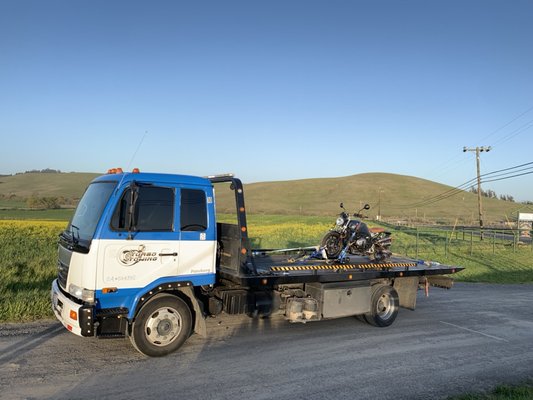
[492,229,495,254]
[416,228,419,258]
[470,231,473,255]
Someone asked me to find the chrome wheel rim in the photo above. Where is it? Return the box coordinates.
[376,293,395,320]
[145,307,182,347]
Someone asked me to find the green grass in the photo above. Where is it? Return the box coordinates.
[0,208,74,220]
[0,220,65,321]
[390,228,533,283]
[0,199,27,208]
[450,384,533,400]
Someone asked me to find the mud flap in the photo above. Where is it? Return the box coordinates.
[393,277,419,310]
[179,287,207,337]
[427,275,454,289]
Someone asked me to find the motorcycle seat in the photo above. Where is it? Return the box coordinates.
[369,227,386,233]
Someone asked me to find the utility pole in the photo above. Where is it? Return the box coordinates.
[377,187,383,221]
[463,146,492,238]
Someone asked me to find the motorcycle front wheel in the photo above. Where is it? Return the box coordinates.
[320,231,342,258]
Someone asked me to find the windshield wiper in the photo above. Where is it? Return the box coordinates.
[70,224,80,245]
[59,224,89,253]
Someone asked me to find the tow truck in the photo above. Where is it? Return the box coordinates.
[51,170,463,357]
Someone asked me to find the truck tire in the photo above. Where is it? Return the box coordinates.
[364,285,399,327]
[320,232,342,258]
[130,294,192,357]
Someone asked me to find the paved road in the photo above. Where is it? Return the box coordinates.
[1,283,532,400]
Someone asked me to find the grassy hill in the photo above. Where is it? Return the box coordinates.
[0,171,526,225]
[214,173,523,225]
[0,172,99,199]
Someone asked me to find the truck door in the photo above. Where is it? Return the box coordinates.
[176,187,216,280]
[97,183,180,293]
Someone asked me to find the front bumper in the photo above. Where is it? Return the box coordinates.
[51,279,95,337]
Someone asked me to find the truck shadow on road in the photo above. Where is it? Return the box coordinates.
[0,323,64,366]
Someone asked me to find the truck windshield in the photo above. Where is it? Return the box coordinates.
[63,181,116,252]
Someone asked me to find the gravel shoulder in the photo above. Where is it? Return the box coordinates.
[1,283,532,400]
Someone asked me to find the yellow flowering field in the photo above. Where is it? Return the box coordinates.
[248,222,330,249]
[0,219,65,235]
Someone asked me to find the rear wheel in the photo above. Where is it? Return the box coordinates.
[320,232,342,258]
[364,285,399,327]
[130,294,192,357]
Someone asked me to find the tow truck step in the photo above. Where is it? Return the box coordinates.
[95,307,129,317]
[97,333,126,339]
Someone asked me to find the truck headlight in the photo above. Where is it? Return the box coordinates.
[68,284,95,303]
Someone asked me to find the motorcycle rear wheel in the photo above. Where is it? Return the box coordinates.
[320,231,342,258]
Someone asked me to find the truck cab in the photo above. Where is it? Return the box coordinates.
[52,170,217,356]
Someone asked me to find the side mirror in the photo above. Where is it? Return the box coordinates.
[364,204,370,210]
[339,202,344,209]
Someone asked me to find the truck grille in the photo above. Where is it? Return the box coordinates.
[57,259,69,290]
[57,243,73,290]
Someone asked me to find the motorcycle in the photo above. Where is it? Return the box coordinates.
[320,203,392,262]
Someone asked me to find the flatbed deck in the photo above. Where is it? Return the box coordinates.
[211,175,463,288]
[219,250,463,286]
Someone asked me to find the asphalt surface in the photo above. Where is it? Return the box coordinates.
[1,283,532,400]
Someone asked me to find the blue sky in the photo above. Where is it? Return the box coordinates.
[1,0,532,201]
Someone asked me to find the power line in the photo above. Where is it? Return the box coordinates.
[481,104,533,144]
[481,169,533,184]
[480,163,533,182]
[478,161,533,180]
[388,184,473,210]
[423,105,533,184]
[491,118,533,147]
[390,106,533,212]
[391,160,533,210]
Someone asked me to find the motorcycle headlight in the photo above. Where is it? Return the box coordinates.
[68,283,95,303]
[336,217,345,226]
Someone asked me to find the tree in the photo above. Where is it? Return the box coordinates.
[26,196,60,209]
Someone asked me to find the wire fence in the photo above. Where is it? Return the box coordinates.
[384,224,533,258]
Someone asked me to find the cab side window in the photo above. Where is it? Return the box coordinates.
[180,189,207,231]
[111,186,174,231]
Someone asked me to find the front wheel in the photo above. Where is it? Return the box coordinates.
[130,294,192,357]
[363,285,399,327]
[320,231,342,258]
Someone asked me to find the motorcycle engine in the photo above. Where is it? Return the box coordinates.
[355,237,367,248]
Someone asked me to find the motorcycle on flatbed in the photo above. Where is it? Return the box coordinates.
[320,203,392,262]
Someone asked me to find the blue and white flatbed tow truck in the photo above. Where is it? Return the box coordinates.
[51,170,463,357]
